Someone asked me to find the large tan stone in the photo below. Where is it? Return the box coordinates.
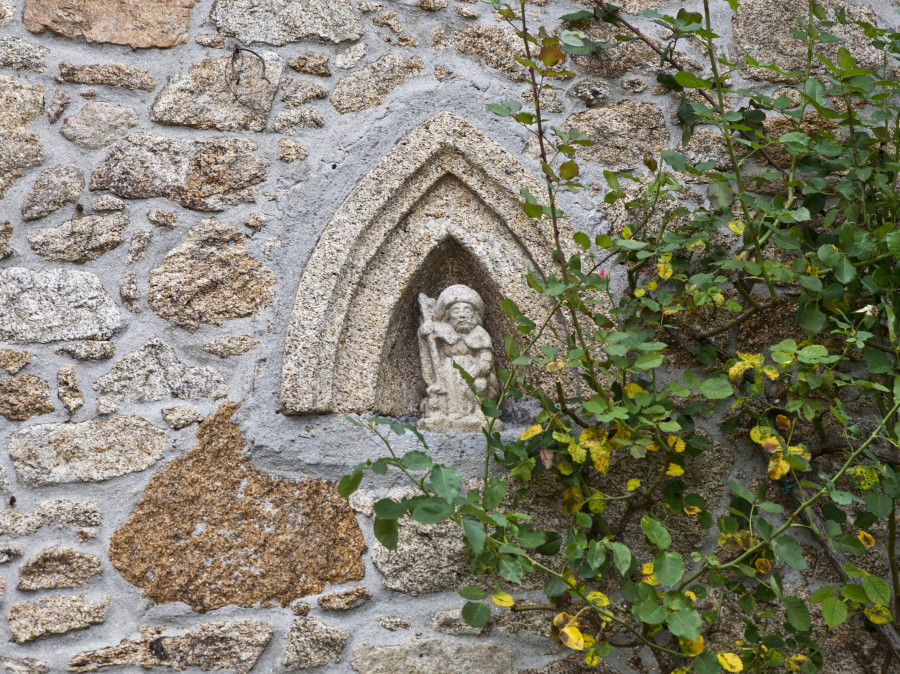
[24,0,198,49]
[0,499,101,538]
[7,594,107,643]
[60,102,138,149]
[0,374,54,421]
[331,54,424,114]
[447,24,525,79]
[108,404,366,612]
[351,639,515,674]
[18,547,102,590]
[283,617,348,670]
[0,75,44,197]
[28,213,129,263]
[58,62,155,90]
[21,164,84,221]
[0,74,43,130]
[564,101,669,170]
[210,0,364,45]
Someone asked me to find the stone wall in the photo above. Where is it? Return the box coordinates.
[0,0,897,671]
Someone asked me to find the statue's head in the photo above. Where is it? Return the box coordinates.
[436,285,484,334]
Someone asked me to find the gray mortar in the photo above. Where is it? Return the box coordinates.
[1,0,899,670]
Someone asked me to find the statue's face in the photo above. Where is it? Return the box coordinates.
[448,302,477,334]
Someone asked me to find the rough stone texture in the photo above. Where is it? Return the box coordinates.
[448,24,524,79]
[568,19,677,80]
[734,0,883,82]
[0,221,11,258]
[433,608,488,635]
[318,585,371,610]
[0,500,101,538]
[95,337,227,402]
[60,102,139,150]
[279,138,308,161]
[0,268,120,343]
[282,113,572,415]
[0,73,44,129]
[196,33,226,48]
[375,616,410,631]
[95,398,119,415]
[273,106,325,133]
[92,195,124,211]
[161,405,203,430]
[288,52,331,76]
[148,220,275,331]
[90,134,270,212]
[0,74,45,198]
[331,54,424,113]
[204,336,260,358]
[419,0,448,9]
[0,0,13,26]
[245,213,268,230]
[46,88,69,122]
[335,42,368,69]
[125,230,152,264]
[568,79,609,107]
[283,616,349,670]
[57,365,84,415]
[210,0,365,46]
[0,544,23,564]
[58,62,156,91]
[68,622,273,673]
[8,415,166,486]
[0,658,50,674]
[282,80,329,106]
[28,212,129,263]
[565,101,669,170]
[0,348,31,374]
[0,374,54,421]
[21,164,84,221]
[151,51,283,132]
[7,594,108,643]
[454,5,476,18]
[0,37,48,72]
[351,639,515,674]
[109,404,365,612]
[147,209,176,227]
[55,341,115,361]
[18,547,103,590]
[24,0,197,49]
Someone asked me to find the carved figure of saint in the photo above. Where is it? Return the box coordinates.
[417,284,503,433]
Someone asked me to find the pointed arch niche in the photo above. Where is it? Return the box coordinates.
[281,112,574,416]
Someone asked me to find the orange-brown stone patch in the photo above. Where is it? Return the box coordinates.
[109,404,366,613]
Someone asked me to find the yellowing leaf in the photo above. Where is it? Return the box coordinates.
[584,650,600,667]
[646,280,658,291]
[717,652,744,672]
[848,465,879,491]
[558,461,574,475]
[624,383,646,399]
[685,591,697,602]
[563,485,585,514]
[760,436,782,455]
[728,361,751,383]
[865,604,892,625]
[657,262,674,280]
[749,426,773,444]
[491,591,514,607]
[858,530,876,548]
[519,425,543,441]
[684,505,701,515]
[582,634,595,648]
[775,415,791,433]
[641,562,658,585]
[569,442,587,464]
[627,478,641,491]
[679,634,705,657]
[634,288,645,298]
[754,558,772,574]
[728,220,745,235]
[786,655,810,672]
[738,352,764,368]
[667,435,686,453]
[552,612,585,651]
[761,365,780,380]
[767,452,791,480]
[622,225,633,239]
[587,591,610,607]
[666,463,684,477]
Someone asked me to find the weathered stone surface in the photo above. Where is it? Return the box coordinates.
[0,128,43,199]
[245,213,268,230]
[331,54,424,113]
[280,139,308,162]
[196,33,226,48]
[61,102,139,150]
[0,658,50,674]
[95,398,119,415]
[0,0,13,26]
[0,221,11,258]
[58,365,83,415]
[211,0,364,46]
[0,499,101,538]
[419,0,448,9]
[0,38,48,72]
[91,134,270,212]
[92,195,124,211]
[565,101,669,170]
[0,74,44,129]
[147,209,176,227]
[448,24,524,78]
[335,42,368,69]
[58,62,156,90]
[7,594,107,643]
[21,164,84,221]
[454,5,476,18]
[284,616,348,670]
[204,336,260,358]
[18,547,102,590]
[24,0,197,49]
[148,220,275,331]
[9,415,166,486]
[433,608,488,635]
[125,230,152,264]
[375,616,410,631]
[0,348,30,374]
[273,107,325,133]
[56,341,115,360]
[567,79,609,107]
[318,585,371,610]
[0,544,23,564]
[0,268,120,343]
[161,405,203,430]
[351,639,515,674]
[109,404,366,612]
[0,464,8,493]
[46,88,69,123]
[0,374,54,421]
[734,0,882,82]
[69,622,273,674]
[28,212,129,263]
[283,80,329,106]
[95,337,227,402]
[568,19,676,80]
[151,52,283,132]
[288,52,331,76]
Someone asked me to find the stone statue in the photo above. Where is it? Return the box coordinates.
[417,284,502,433]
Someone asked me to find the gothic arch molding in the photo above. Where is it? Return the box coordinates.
[281,112,573,415]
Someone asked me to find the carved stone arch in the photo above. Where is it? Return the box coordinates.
[281,112,574,415]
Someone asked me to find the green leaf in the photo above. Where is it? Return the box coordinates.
[653,551,685,586]
[799,304,826,338]
[338,469,362,498]
[864,575,891,605]
[833,257,856,284]
[634,351,665,370]
[429,465,462,503]
[784,596,812,632]
[610,541,632,576]
[374,498,408,519]
[483,477,507,511]
[560,160,580,180]
[666,608,701,640]
[401,451,433,471]
[775,536,808,570]
[463,517,487,554]
[729,481,755,503]
[459,585,486,600]
[699,376,734,400]
[864,492,891,518]
[840,583,869,603]
[810,585,836,603]
[573,232,590,250]
[373,517,399,549]
[499,557,524,584]
[837,47,856,69]
[462,601,492,627]
[707,182,733,212]
[886,230,900,260]
[661,150,688,172]
[674,71,712,89]
[641,515,672,550]
[411,497,453,524]
[821,597,848,629]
